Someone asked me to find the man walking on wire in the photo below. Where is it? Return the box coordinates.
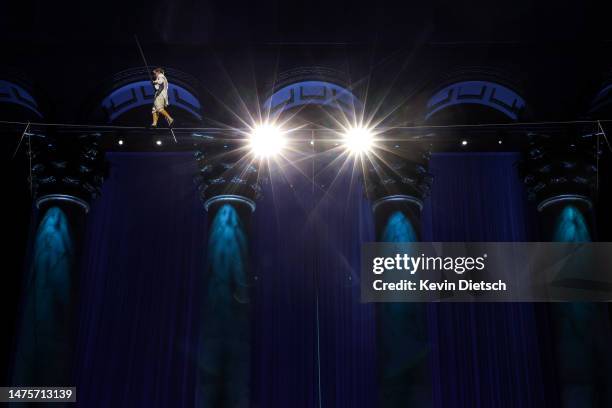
[151,67,174,128]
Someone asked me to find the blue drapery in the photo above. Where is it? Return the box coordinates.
[74,153,205,407]
[73,151,550,407]
[251,153,377,408]
[423,153,547,408]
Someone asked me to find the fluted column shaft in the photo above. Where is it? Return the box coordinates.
[522,133,612,407]
[364,146,433,408]
[194,143,261,408]
[12,131,106,405]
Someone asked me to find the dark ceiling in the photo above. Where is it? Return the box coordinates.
[1,0,611,126]
[2,0,606,46]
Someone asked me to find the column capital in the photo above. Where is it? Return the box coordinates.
[363,145,433,208]
[194,142,263,213]
[35,193,91,213]
[520,132,598,210]
[30,131,108,208]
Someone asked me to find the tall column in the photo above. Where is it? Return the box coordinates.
[12,132,106,393]
[522,133,612,407]
[194,143,262,408]
[363,146,433,408]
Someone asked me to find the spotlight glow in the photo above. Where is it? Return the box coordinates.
[156,140,162,146]
[248,123,287,158]
[118,140,124,146]
[343,126,374,155]
[461,140,468,146]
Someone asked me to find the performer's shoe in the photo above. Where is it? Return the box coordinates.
[149,124,158,129]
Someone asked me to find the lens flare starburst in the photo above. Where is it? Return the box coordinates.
[342,126,375,155]
[248,123,287,158]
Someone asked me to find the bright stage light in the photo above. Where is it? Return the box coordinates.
[156,140,162,146]
[343,126,374,155]
[248,123,287,158]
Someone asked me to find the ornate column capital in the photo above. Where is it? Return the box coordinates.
[30,131,108,212]
[520,132,598,211]
[363,145,433,210]
[194,142,263,213]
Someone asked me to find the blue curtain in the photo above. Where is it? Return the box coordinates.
[251,155,377,408]
[74,153,205,407]
[423,153,547,408]
[72,151,550,407]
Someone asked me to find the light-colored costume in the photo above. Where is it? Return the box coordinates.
[151,72,173,127]
[152,73,169,113]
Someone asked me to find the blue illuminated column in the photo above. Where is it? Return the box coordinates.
[12,133,106,393]
[364,146,433,408]
[193,143,261,408]
[522,133,612,407]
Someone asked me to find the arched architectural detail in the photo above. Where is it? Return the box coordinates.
[101,80,202,122]
[590,84,612,113]
[589,73,612,115]
[425,80,526,121]
[263,80,362,116]
[89,68,203,123]
[0,79,43,118]
[261,67,363,117]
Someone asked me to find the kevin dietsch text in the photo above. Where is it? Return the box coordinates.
[371,253,507,293]
[373,279,507,292]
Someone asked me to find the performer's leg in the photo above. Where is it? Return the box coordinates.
[151,111,159,127]
[159,109,174,125]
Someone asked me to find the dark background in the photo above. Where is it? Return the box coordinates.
[2,0,612,404]
[1,0,611,121]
